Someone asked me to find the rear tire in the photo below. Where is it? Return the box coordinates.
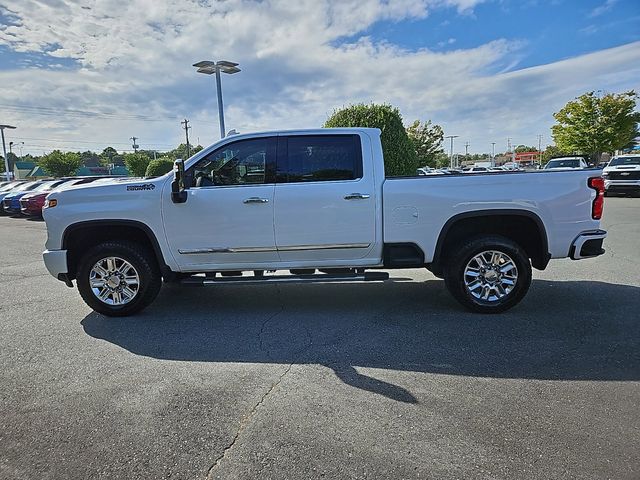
[76,241,162,317]
[443,235,531,313]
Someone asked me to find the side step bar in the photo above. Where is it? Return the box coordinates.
[180,271,389,286]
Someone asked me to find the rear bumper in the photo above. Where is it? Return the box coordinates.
[43,249,68,279]
[569,230,607,260]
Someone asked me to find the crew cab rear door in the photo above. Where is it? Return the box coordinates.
[273,133,377,263]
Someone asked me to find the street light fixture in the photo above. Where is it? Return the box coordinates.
[0,124,17,180]
[193,60,241,139]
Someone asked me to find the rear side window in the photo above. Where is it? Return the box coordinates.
[279,135,362,183]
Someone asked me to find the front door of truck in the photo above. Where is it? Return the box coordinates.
[163,137,279,271]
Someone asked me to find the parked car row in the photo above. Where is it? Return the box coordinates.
[0,177,111,218]
[416,165,523,176]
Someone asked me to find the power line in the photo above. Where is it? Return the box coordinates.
[11,136,174,148]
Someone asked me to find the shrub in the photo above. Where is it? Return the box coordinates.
[124,153,151,177]
[324,103,418,176]
[38,150,82,177]
[145,157,174,177]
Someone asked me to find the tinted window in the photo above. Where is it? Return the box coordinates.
[280,135,362,183]
[189,138,275,187]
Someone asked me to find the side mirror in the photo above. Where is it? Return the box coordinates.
[171,159,188,203]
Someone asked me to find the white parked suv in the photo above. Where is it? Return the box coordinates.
[544,157,589,170]
[602,154,640,196]
[42,128,607,316]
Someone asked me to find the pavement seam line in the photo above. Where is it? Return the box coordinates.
[206,284,289,480]
[205,362,294,479]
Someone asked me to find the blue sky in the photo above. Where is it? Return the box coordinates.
[0,0,639,155]
[356,0,640,70]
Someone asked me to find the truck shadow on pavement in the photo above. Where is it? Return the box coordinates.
[82,279,640,404]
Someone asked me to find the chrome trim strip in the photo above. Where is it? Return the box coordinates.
[278,243,370,251]
[178,243,371,255]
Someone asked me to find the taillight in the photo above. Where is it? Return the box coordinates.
[588,176,604,220]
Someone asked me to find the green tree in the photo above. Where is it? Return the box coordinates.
[124,152,152,177]
[100,146,124,166]
[38,151,82,177]
[515,145,537,153]
[552,90,640,162]
[166,144,204,160]
[145,157,174,177]
[406,119,444,168]
[80,150,101,167]
[324,103,417,176]
[541,145,570,163]
[432,151,451,168]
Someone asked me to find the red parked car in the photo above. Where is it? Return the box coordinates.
[19,177,108,216]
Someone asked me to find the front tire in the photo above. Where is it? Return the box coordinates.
[76,241,162,317]
[444,235,532,313]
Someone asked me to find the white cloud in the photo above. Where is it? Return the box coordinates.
[0,0,637,155]
[589,0,618,18]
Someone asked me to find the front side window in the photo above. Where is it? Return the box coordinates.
[279,135,362,183]
[189,137,275,187]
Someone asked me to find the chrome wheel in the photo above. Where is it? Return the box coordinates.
[463,250,518,302]
[89,256,140,306]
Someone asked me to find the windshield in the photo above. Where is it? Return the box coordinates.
[36,179,70,192]
[545,159,580,169]
[0,182,23,192]
[9,182,39,192]
[609,156,640,167]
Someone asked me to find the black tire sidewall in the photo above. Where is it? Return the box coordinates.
[76,241,161,317]
[444,235,532,314]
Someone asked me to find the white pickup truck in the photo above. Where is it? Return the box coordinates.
[42,128,607,316]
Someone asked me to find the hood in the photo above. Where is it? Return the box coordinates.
[544,166,581,171]
[48,176,168,206]
[603,164,640,173]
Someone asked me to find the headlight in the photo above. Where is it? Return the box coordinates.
[43,198,57,209]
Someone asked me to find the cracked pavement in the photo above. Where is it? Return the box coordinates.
[1,198,639,479]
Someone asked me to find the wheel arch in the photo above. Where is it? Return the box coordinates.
[430,209,550,275]
[62,220,171,280]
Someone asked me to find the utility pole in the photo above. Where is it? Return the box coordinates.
[464,141,470,159]
[130,136,139,153]
[181,119,191,158]
[491,142,496,166]
[537,134,543,165]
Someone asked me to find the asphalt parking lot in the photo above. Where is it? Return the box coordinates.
[1,198,639,480]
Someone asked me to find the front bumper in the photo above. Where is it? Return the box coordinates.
[604,179,640,193]
[43,249,69,280]
[569,230,607,260]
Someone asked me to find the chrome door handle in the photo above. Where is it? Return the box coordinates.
[243,197,269,204]
[344,193,370,200]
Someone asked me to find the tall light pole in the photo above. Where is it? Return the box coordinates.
[491,142,496,166]
[0,124,16,180]
[445,135,459,168]
[193,60,241,139]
